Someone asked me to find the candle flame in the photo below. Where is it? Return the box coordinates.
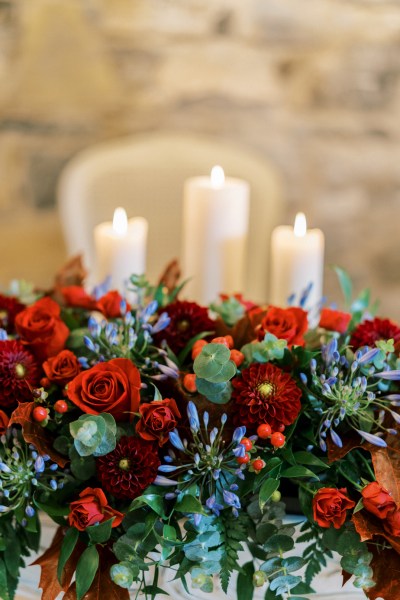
[294,212,307,237]
[210,165,225,188]
[113,207,128,236]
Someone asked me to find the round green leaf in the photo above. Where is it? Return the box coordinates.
[194,343,231,379]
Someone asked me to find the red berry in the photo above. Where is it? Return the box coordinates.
[240,437,253,451]
[270,432,286,448]
[252,458,265,472]
[54,400,68,414]
[32,406,48,423]
[276,423,286,433]
[224,335,234,349]
[192,339,208,360]
[183,373,197,393]
[257,423,272,439]
[236,453,250,465]
[230,349,244,367]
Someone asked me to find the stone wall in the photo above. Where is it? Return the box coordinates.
[1,0,400,317]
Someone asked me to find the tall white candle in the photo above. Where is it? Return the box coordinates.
[182,166,250,305]
[94,208,148,292]
[270,212,324,309]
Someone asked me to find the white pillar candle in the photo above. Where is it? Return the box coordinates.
[182,166,250,306]
[270,212,324,309]
[94,207,148,292]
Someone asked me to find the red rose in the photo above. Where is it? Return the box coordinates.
[361,482,396,520]
[0,410,9,434]
[96,291,130,319]
[61,286,97,311]
[258,306,308,348]
[15,297,70,361]
[319,308,352,334]
[68,486,124,531]
[67,358,141,421]
[313,487,355,529]
[136,398,181,446]
[384,509,400,537]
[43,349,81,386]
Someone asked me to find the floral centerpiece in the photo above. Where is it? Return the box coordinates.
[0,258,400,600]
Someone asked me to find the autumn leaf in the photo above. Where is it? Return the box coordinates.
[9,402,68,467]
[32,527,83,600]
[352,510,400,554]
[63,545,129,600]
[366,544,400,600]
[369,434,400,505]
[157,259,181,294]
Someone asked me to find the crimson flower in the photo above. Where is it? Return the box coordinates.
[96,436,160,500]
[0,340,40,408]
[0,295,25,333]
[350,317,400,349]
[231,362,302,434]
[154,301,215,354]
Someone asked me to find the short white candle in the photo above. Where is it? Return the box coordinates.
[270,212,324,309]
[182,166,250,305]
[94,207,148,292]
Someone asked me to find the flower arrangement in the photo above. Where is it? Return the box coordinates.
[1,259,400,600]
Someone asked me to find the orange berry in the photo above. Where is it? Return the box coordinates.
[230,349,244,367]
[276,423,286,433]
[224,335,234,349]
[191,339,208,360]
[32,406,48,423]
[257,423,272,439]
[54,400,68,414]
[236,453,250,465]
[183,373,197,393]
[252,458,265,472]
[211,336,229,348]
[240,437,253,451]
[270,432,286,448]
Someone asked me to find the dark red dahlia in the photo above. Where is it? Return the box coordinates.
[96,436,160,500]
[350,317,400,349]
[0,340,40,408]
[231,362,302,434]
[0,295,25,333]
[155,301,215,354]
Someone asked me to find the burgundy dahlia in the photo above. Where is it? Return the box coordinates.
[350,317,400,349]
[0,294,25,334]
[0,340,40,408]
[155,301,215,354]
[96,436,160,500]
[231,362,302,434]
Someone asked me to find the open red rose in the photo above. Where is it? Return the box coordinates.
[258,306,308,348]
[136,398,181,446]
[0,410,9,434]
[15,297,70,361]
[96,291,130,319]
[68,486,124,531]
[319,308,352,334]
[67,358,141,421]
[43,349,81,387]
[61,286,97,311]
[313,487,355,529]
[383,509,400,537]
[361,482,396,520]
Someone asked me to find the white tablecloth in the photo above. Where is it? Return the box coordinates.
[16,515,367,600]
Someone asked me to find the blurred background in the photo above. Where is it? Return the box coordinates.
[0,0,399,317]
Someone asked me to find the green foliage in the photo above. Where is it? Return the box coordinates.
[219,511,250,593]
[70,413,117,457]
[195,378,232,404]
[75,545,99,600]
[241,334,287,366]
[194,343,236,383]
[237,561,254,600]
[259,479,280,512]
[110,561,139,589]
[57,527,79,584]
[69,446,96,480]
[210,296,245,327]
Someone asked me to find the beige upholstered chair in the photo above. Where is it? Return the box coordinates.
[57,132,283,303]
